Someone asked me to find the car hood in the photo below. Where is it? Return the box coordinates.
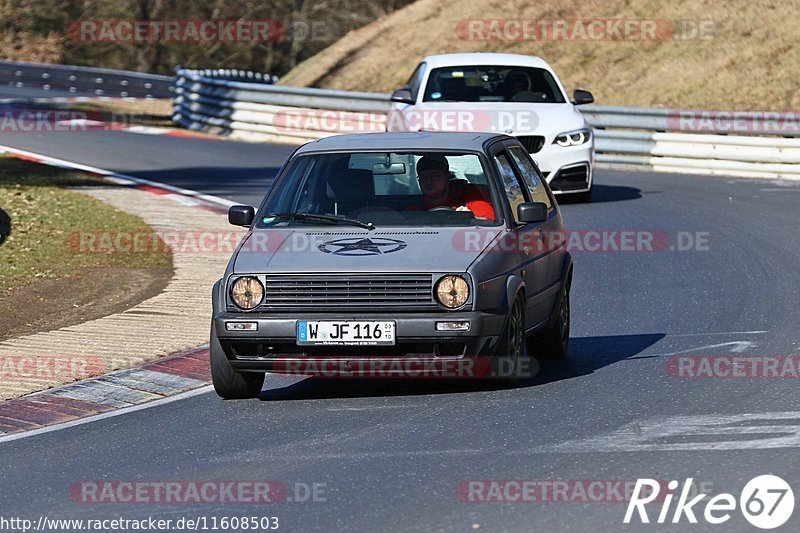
[389,101,587,137]
[232,227,504,274]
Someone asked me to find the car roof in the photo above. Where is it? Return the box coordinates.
[295,132,512,153]
[420,53,554,71]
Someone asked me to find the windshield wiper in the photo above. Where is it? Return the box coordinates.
[266,213,375,231]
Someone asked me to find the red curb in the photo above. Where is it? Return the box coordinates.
[28,396,113,416]
[152,369,210,382]
[22,401,91,419]
[8,152,42,163]
[2,149,233,217]
[0,346,212,437]
[0,403,78,426]
[143,348,211,381]
[163,130,223,141]
[197,204,229,216]
[136,185,170,195]
[0,422,22,434]
[166,356,210,373]
[0,415,41,431]
[149,361,211,382]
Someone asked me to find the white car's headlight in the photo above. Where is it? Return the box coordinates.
[230,276,264,310]
[554,128,591,147]
[434,275,470,309]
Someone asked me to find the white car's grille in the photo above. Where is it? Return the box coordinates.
[518,135,545,154]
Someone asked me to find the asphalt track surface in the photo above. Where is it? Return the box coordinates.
[1,128,800,531]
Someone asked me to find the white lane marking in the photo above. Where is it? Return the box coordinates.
[520,412,800,453]
[325,405,421,411]
[0,143,237,209]
[55,119,106,128]
[647,341,757,357]
[0,385,213,445]
[666,331,767,337]
[124,126,170,135]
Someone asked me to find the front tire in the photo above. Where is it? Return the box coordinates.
[210,324,265,399]
[528,280,570,358]
[495,296,527,381]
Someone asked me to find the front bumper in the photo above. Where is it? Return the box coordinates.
[214,310,506,373]
[528,140,594,195]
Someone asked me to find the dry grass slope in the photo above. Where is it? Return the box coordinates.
[280,0,800,111]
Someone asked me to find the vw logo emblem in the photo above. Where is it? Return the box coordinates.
[318,237,407,256]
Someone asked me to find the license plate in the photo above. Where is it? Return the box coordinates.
[296,320,395,346]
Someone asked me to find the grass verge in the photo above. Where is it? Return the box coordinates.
[0,156,173,339]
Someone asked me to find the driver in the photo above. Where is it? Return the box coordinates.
[407,155,494,220]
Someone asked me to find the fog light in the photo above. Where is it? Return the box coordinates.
[436,321,470,332]
[226,322,258,331]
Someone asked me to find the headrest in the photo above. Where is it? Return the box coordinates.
[326,168,375,201]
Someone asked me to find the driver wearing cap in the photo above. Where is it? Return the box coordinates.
[407,156,495,220]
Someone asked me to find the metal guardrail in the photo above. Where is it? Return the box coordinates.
[173,68,800,179]
[0,60,174,99]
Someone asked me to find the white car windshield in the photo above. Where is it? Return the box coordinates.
[422,65,565,103]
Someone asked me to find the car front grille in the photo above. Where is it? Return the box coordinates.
[261,274,435,309]
[517,135,545,154]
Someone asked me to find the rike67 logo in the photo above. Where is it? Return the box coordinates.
[624,476,794,529]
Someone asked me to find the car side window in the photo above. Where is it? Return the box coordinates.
[494,152,526,224]
[407,62,426,101]
[508,146,552,208]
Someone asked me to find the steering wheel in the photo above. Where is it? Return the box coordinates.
[427,206,454,212]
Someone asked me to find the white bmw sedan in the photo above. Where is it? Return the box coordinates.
[387,53,595,202]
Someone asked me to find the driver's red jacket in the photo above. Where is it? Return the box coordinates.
[406,181,495,220]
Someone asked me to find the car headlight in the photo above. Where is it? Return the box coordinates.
[230,276,264,310]
[434,275,470,309]
[554,128,591,147]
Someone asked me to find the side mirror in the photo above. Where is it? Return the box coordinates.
[228,205,255,227]
[571,89,594,106]
[517,202,548,224]
[390,87,415,105]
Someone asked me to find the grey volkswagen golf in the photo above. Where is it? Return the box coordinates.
[211,132,572,398]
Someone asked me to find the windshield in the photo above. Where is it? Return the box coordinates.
[422,65,566,103]
[258,151,501,228]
